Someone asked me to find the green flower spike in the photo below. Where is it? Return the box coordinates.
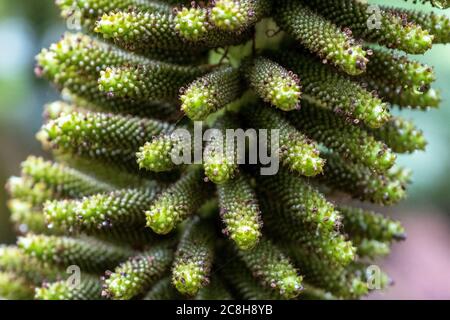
[217,174,262,250]
[274,50,390,128]
[237,238,303,299]
[320,153,408,205]
[35,275,103,300]
[243,105,325,177]
[180,66,242,121]
[18,235,134,273]
[288,101,396,172]
[145,168,210,234]
[304,0,433,54]
[102,244,173,300]
[243,56,301,111]
[20,156,114,199]
[209,0,272,32]
[367,117,427,154]
[0,272,34,300]
[274,0,368,76]
[172,218,215,296]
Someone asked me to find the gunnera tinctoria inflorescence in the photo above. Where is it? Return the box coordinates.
[0,0,449,300]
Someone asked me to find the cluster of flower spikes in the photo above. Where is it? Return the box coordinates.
[0,0,448,300]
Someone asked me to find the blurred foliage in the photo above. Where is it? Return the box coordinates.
[0,0,449,243]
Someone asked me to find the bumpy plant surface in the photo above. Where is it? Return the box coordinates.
[1,0,448,300]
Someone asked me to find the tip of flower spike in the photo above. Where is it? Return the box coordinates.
[231,223,261,251]
[43,200,77,229]
[94,12,138,40]
[103,270,138,300]
[98,67,136,98]
[172,262,204,296]
[145,201,178,235]
[174,7,208,41]
[36,49,60,79]
[284,143,325,177]
[180,85,212,121]
[35,281,70,300]
[336,46,368,76]
[350,278,368,297]
[17,235,54,261]
[203,153,237,184]
[401,25,434,54]
[137,139,177,172]
[277,275,303,299]
[267,75,301,111]
[209,0,247,31]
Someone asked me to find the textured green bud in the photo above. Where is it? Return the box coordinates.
[95,8,251,52]
[365,47,435,92]
[8,200,61,236]
[356,239,390,259]
[243,56,301,111]
[288,102,396,172]
[339,206,406,243]
[45,187,160,232]
[286,244,368,299]
[6,176,56,206]
[257,168,341,235]
[137,133,185,172]
[0,272,34,300]
[209,0,271,32]
[407,0,449,9]
[38,111,173,173]
[220,258,282,300]
[320,153,408,205]
[368,117,427,154]
[258,196,355,266]
[20,156,114,199]
[180,66,242,120]
[55,0,170,30]
[172,218,215,296]
[35,275,102,300]
[146,168,210,234]
[98,63,207,102]
[237,239,303,299]
[217,175,262,250]
[195,276,233,300]
[174,6,208,41]
[274,0,368,75]
[102,244,173,300]
[384,6,450,43]
[274,51,390,128]
[143,276,181,300]
[0,246,62,285]
[243,105,324,176]
[18,235,133,272]
[304,0,433,54]
[203,115,240,184]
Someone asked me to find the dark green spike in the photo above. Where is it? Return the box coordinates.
[243,56,301,111]
[172,218,215,296]
[180,66,242,121]
[143,277,181,300]
[195,276,233,300]
[243,105,325,176]
[320,153,409,205]
[237,238,303,299]
[146,167,210,234]
[303,0,433,54]
[339,205,406,243]
[288,101,396,172]
[274,0,368,75]
[367,117,427,154]
[102,243,173,300]
[217,174,262,250]
[35,275,103,300]
[18,235,134,273]
[273,50,390,128]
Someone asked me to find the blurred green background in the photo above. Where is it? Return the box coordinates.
[0,0,449,298]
